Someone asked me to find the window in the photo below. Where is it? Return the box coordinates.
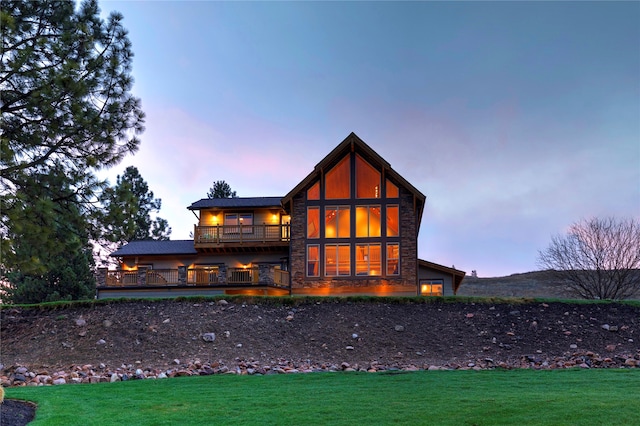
[356,205,381,237]
[325,244,350,276]
[307,182,320,200]
[307,245,320,277]
[420,280,443,296]
[281,215,291,240]
[325,206,350,238]
[355,244,381,276]
[225,213,253,234]
[387,243,400,276]
[307,207,320,238]
[386,179,399,198]
[356,154,381,199]
[386,205,399,237]
[325,156,350,199]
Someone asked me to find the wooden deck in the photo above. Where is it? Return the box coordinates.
[97,267,290,299]
[193,224,290,253]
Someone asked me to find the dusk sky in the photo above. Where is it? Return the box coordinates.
[98,1,640,278]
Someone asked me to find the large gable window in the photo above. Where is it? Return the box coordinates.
[307,182,320,200]
[356,205,381,237]
[355,243,381,276]
[387,243,400,275]
[356,154,381,199]
[307,207,320,238]
[386,179,399,198]
[325,206,350,238]
[325,156,350,199]
[307,245,320,277]
[386,205,399,237]
[325,244,350,276]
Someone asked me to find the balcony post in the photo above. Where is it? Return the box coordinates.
[178,266,187,286]
[257,263,273,285]
[218,264,227,284]
[97,267,107,288]
[138,267,148,286]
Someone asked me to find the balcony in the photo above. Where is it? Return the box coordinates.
[194,223,290,252]
[101,267,289,288]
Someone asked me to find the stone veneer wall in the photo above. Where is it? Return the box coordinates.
[290,187,419,292]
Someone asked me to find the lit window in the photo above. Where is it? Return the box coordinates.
[325,206,350,238]
[386,205,399,237]
[325,244,350,276]
[356,154,381,199]
[307,182,320,200]
[307,207,320,239]
[387,243,400,276]
[307,245,320,277]
[386,179,399,198]
[225,213,253,234]
[356,205,381,237]
[420,280,443,296]
[355,244,381,276]
[325,156,350,199]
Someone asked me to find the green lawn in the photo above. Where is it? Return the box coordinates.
[7,369,640,425]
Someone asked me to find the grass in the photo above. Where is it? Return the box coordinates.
[3,294,640,312]
[7,369,640,425]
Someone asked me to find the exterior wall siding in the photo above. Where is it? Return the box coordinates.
[418,267,455,296]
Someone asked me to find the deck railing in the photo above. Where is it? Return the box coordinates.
[227,267,259,284]
[194,223,290,244]
[101,267,289,288]
[274,269,289,287]
[105,270,138,286]
[146,269,179,285]
[187,268,219,285]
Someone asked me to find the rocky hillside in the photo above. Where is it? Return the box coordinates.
[1,297,639,386]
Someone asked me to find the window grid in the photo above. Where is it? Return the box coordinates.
[356,205,382,238]
[307,245,320,277]
[387,243,400,276]
[325,244,351,276]
[325,206,350,238]
[355,243,381,276]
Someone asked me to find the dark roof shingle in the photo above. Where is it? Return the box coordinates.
[110,240,197,257]
[188,197,283,210]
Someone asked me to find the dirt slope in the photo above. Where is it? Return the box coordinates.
[2,298,639,373]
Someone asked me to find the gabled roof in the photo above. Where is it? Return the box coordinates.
[110,240,198,257]
[418,259,466,295]
[188,196,283,210]
[281,132,426,228]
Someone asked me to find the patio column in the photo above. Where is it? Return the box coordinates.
[96,268,107,288]
[137,267,148,286]
[178,266,187,286]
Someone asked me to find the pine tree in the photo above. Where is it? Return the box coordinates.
[207,180,237,198]
[99,166,171,247]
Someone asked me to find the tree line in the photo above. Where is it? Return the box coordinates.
[0,0,239,304]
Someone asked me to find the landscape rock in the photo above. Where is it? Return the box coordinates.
[1,299,639,388]
[201,333,216,342]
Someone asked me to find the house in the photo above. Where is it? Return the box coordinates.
[96,133,465,299]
